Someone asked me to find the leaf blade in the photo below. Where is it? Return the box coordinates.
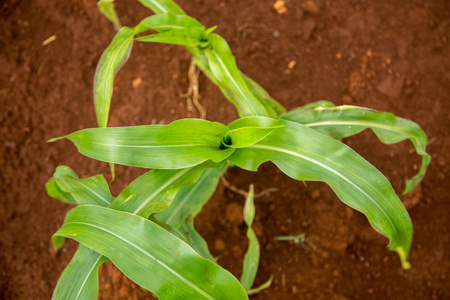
[206,34,271,117]
[282,104,431,193]
[242,74,286,116]
[48,166,114,206]
[228,117,413,268]
[97,0,121,29]
[64,119,234,169]
[55,205,248,300]
[110,163,220,217]
[156,166,226,228]
[94,26,135,128]
[52,245,108,300]
[137,0,185,14]
[240,185,260,291]
[155,166,227,261]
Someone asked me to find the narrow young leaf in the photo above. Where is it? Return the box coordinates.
[240,185,260,291]
[136,29,207,47]
[94,26,134,128]
[55,205,249,300]
[135,13,204,33]
[228,117,413,269]
[247,276,273,295]
[282,104,431,193]
[137,0,185,14]
[94,13,203,128]
[97,0,121,29]
[206,34,270,117]
[52,245,108,300]
[225,117,283,149]
[61,119,235,169]
[242,74,286,116]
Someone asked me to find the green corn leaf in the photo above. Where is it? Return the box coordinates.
[58,119,235,169]
[95,6,277,120]
[137,0,185,14]
[46,166,113,252]
[97,0,121,29]
[52,163,222,300]
[224,117,283,149]
[136,28,210,48]
[46,166,78,204]
[94,13,203,128]
[282,104,431,193]
[228,117,413,269]
[247,276,273,295]
[46,165,113,255]
[149,216,189,243]
[52,245,108,300]
[205,34,270,117]
[47,166,114,206]
[180,217,215,262]
[51,235,66,253]
[240,185,260,291]
[287,100,335,111]
[46,178,77,205]
[94,26,134,128]
[109,163,220,217]
[156,166,226,228]
[242,74,286,116]
[55,205,248,300]
[136,13,204,33]
[155,166,227,261]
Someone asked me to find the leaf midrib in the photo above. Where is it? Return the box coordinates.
[72,139,214,149]
[132,168,191,214]
[68,220,215,300]
[98,34,133,122]
[211,52,258,116]
[162,174,202,225]
[249,144,398,235]
[74,252,102,300]
[304,120,413,138]
[71,179,111,206]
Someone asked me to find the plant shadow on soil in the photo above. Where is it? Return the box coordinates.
[1,0,449,299]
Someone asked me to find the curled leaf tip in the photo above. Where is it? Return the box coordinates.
[47,136,64,143]
[395,247,411,270]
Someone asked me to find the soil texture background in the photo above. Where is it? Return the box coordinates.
[1,0,449,299]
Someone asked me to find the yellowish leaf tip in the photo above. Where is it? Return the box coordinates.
[395,247,411,270]
[47,136,64,143]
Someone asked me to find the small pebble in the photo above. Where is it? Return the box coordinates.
[214,239,225,251]
[301,0,320,15]
[273,0,287,14]
[132,77,142,88]
[288,60,296,69]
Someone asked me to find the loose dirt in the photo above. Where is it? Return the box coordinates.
[1,0,449,299]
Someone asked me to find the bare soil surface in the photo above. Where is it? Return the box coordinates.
[1,0,449,299]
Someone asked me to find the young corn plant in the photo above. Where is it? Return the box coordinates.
[47,0,431,299]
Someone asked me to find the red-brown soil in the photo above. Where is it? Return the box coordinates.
[1,0,449,299]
